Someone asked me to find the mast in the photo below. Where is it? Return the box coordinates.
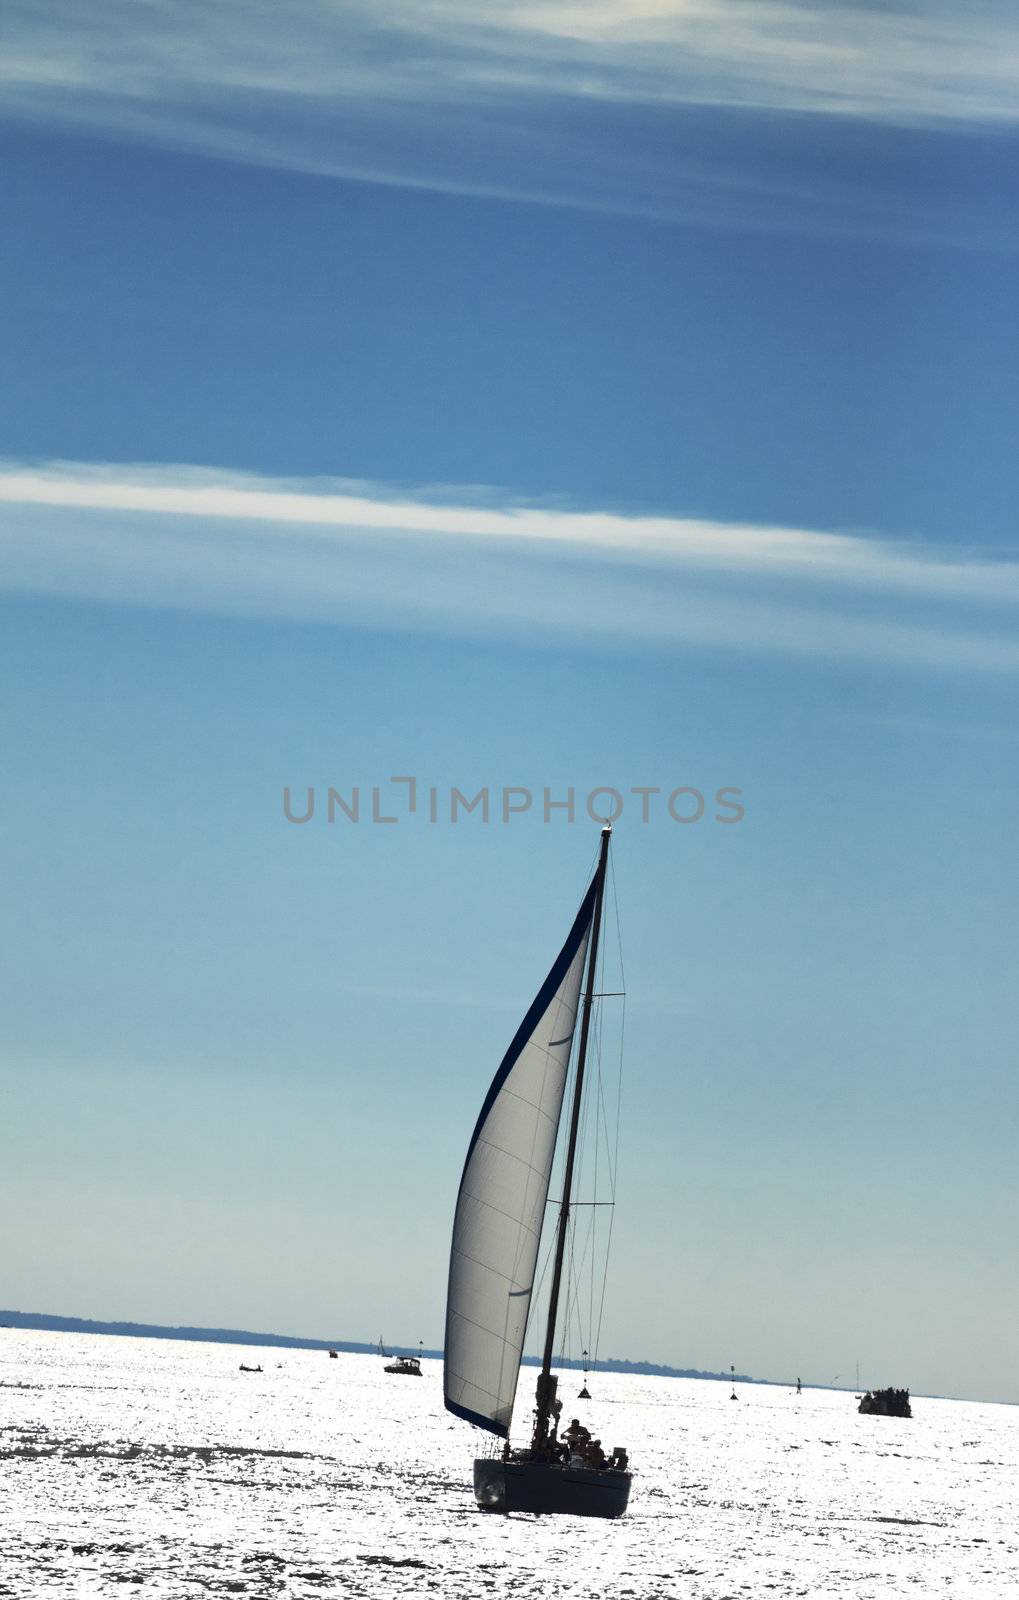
[532,823,611,1448]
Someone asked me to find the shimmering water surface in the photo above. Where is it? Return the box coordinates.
[2,1331,1016,1597]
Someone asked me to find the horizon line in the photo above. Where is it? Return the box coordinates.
[1,1308,999,1406]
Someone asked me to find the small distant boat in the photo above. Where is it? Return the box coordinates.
[384,1355,422,1376]
[444,826,631,1519]
[239,1363,263,1373]
[858,1387,911,1418]
[328,1349,338,1359]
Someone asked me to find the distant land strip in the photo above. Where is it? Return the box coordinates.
[0,1311,761,1386]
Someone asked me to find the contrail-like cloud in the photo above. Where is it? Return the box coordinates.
[2,459,1017,671]
[2,459,1016,601]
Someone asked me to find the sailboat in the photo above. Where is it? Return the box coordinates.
[443,825,631,1518]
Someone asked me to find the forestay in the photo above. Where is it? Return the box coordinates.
[444,879,597,1436]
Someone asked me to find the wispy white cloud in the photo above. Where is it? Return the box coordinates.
[4,1,1019,124]
[2,3,1019,235]
[2,459,1018,672]
[2,458,1017,604]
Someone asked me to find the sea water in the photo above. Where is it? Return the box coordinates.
[1,1330,1016,1598]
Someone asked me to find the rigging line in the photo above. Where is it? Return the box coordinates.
[591,951,603,1350]
[571,977,599,1220]
[607,876,623,1190]
[591,967,615,1199]
[565,1187,597,1350]
[557,1189,586,1363]
[608,849,626,1193]
[529,1223,559,1356]
[568,1087,588,1242]
[593,992,625,1369]
[612,990,625,1198]
[589,1163,596,1354]
[574,829,602,911]
[569,1211,585,1363]
[559,1209,577,1364]
[572,1011,595,1350]
[609,847,626,993]
[588,1024,611,1203]
[592,1200,617,1370]
[564,1207,593,1363]
[578,999,597,1201]
[592,854,626,1371]
[595,1057,617,1200]
[590,853,620,1362]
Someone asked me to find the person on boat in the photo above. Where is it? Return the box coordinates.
[561,1419,590,1467]
[609,1446,629,1472]
[562,1419,588,1450]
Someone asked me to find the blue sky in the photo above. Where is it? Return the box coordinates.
[1,2,1018,1404]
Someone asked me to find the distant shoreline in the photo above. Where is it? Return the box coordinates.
[1,1309,762,1386]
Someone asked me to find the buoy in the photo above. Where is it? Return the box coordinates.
[578,1348,591,1400]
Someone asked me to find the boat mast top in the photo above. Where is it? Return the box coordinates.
[532,824,611,1447]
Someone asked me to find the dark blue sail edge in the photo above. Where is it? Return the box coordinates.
[445,1397,506,1436]
[458,877,598,1176]
[443,875,599,1433]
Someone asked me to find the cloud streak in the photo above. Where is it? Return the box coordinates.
[2,459,1018,604]
[2,459,1018,672]
[5,1,1019,124]
[3,3,1019,238]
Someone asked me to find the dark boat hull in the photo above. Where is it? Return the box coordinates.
[858,1388,911,1418]
[473,1457,631,1518]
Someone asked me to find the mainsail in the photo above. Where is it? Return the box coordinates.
[444,878,598,1436]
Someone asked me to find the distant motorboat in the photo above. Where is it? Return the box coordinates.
[858,1387,911,1418]
[239,1363,263,1373]
[384,1355,422,1376]
[328,1349,338,1359]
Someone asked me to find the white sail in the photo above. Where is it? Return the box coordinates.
[444,879,597,1437]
